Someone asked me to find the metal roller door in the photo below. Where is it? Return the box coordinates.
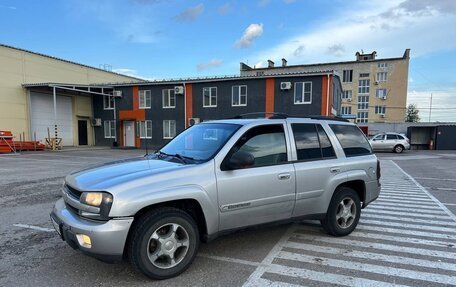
[30,93,73,146]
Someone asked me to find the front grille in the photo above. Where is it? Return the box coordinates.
[65,184,82,199]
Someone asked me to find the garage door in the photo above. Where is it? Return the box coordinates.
[30,93,73,146]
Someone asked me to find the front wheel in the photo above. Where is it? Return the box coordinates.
[128,207,200,279]
[321,187,361,236]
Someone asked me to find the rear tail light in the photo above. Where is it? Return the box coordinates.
[376,159,381,181]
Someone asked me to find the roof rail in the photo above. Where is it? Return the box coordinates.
[229,113,349,122]
[230,112,289,119]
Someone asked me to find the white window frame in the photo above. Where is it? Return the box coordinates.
[342,70,353,83]
[377,63,388,68]
[358,79,370,94]
[375,106,386,114]
[203,87,217,107]
[163,120,176,139]
[162,89,176,108]
[294,82,312,105]
[342,90,352,100]
[376,88,387,98]
[356,112,369,123]
[376,72,388,82]
[103,95,115,110]
[139,90,151,109]
[357,95,369,110]
[104,120,116,139]
[232,85,247,107]
[341,106,352,115]
[138,120,152,139]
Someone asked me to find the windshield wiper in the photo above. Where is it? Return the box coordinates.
[156,151,195,164]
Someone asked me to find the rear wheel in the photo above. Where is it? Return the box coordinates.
[394,144,404,153]
[321,187,361,236]
[128,207,199,279]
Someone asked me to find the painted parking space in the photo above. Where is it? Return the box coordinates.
[242,160,456,287]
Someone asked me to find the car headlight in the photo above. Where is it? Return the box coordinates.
[80,192,112,207]
[79,192,113,220]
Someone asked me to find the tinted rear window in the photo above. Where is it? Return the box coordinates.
[387,134,398,140]
[329,124,372,157]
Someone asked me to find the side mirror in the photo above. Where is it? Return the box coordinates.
[228,151,254,169]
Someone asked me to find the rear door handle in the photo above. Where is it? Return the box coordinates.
[278,173,291,180]
[330,167,340,173]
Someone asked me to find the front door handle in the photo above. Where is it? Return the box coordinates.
[330,167,340,173]
[278,173,291,180]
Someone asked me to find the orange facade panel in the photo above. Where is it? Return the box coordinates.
[265,78,275,114]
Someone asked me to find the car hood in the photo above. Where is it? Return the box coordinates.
[65,156,184,191]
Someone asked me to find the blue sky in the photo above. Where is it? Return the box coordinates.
[1,0,456,121]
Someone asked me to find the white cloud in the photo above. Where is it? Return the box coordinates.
[112,68,155,80]
[326,44,346,57]
[196,59,223,71]
[174,3,204,22]
[235,23,264,49]
[246,0,456,64]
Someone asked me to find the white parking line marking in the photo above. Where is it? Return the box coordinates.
[376,198,437,206]
[361,219,456,233]
[378,195,435,202]
[285,241,456,272]
[245,278,305,287]
[414,177,456,182]
[277,251,456,285]
[362,213,456,226]
[357,224,456,240]
[363,209,452,220]
[13,223,55,232]
[265,264,410,287]
[443,203,456,206]
[198,254,260,267]
[367,205,447,215]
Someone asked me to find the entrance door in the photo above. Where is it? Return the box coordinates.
[77,120,88,145]
[124,121,135,147]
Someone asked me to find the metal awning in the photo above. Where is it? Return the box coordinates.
[22,83,120,97]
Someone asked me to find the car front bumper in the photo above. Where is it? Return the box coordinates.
[50,198,133,262]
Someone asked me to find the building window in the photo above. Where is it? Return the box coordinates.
[359,73,370,78]
[256,71,264,76]
[377,72,388,82]
[104,120,116,138]
[356,112,369,123]
[358,95,369,110]
[375,106,386,114]
[103,95,115,110]
[378,63,388,68]
[163,120,176,139]
[138,120,152,139]
[342,70,353,83]
[342,90,352,100]
[232,85,247,106]
[341,106,352,115]
[294,82,312,104]
[162,89,176,108]
[358,79,370,94]
[139,90,151,109]
[376,88,388,99]
[203,87,217,107]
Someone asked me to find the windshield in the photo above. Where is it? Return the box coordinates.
[159,123,240,162]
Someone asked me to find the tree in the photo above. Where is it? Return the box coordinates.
[405,104,420,122]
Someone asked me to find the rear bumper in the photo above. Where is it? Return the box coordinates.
[50,198,133,262]
[363,180,381,208]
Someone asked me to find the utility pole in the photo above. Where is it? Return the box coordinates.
[429,93,433,122]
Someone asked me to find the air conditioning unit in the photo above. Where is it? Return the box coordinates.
[174,86,184,95]
[188,118,200,126]
[347,98,352,102]
[280,82,292,90]
[380,114,386,118]
[381,96,387,100]
[375,81,379,85]
[113,90,122,97]
[92,118,102,126]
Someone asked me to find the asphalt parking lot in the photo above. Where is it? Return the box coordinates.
[0,148,455,286]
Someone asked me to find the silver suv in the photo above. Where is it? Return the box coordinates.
[369,132,410,153]
[50,116,381,279]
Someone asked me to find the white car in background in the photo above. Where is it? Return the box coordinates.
[369,132,410,153]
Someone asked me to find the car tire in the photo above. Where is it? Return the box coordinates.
[321,187,361,237]
[394,145,404,153]
[128,207,200,280]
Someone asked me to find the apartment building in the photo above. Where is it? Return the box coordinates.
[240,49,410,123]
